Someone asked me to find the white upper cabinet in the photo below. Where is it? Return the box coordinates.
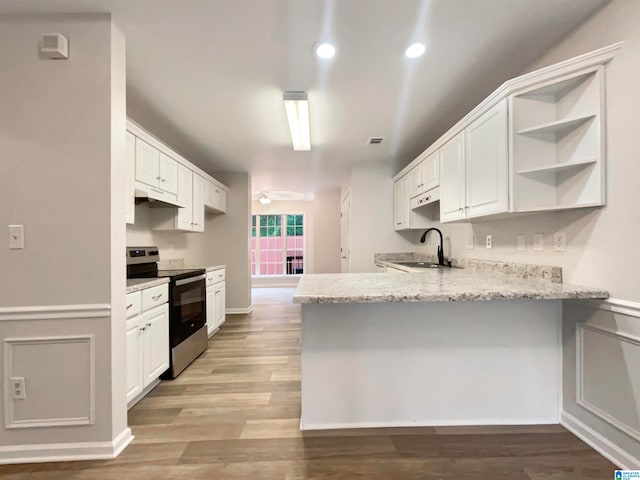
[409,151,439,198]
[465,100,508,219]
[135,138,161,187]
[205,179,227,214]
[176,165,194,231]
[127,119,229,230]
[439,132,467,223]
[394,43,619,224]
[192,174,206,232]
[394,175,409,230]
[126,131,136,225]
[159,153,178,195]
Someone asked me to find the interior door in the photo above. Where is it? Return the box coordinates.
[340,191,351,273]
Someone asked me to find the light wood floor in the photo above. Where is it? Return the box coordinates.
[0,287,616,479]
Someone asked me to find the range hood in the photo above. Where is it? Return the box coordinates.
[134,185,184,208]
[410,187,440,210]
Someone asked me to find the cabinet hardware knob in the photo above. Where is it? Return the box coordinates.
[146,322,152,327]
[161,178,166,182]
[458,208,464,211]
[156,176,161,180]
[152,294,162,301]
[426,196,431,201]
[126,304,133,309]
[140,326,146,332]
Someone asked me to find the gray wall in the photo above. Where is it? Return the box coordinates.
[0,14,128,453]
[313,188,341,273]
[204,173,252,310]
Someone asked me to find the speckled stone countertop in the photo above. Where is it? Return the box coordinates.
[126,278,169,294]
[293,268,608,304]
[205,265,225,272]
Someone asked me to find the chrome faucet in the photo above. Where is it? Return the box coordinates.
[420,228,445,266]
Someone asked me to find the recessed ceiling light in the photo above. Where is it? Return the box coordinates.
[315,42,336,59]
[405,42,426,59]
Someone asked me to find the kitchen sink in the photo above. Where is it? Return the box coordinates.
[393,261,458,269]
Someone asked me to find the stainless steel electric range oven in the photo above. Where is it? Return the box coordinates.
[126,246,207,378]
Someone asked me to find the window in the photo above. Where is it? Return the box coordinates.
[251,214,304,276]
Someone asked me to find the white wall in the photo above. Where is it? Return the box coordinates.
[0,13,129,460]
[204,173,252,311]
[396,0,640,302]
[313,189,341,273]
[126,203,206,266]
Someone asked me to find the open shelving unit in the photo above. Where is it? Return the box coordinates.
[510,66,605,212]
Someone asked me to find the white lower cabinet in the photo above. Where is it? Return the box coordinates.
[206,269,226,337]
[126,286,169,407]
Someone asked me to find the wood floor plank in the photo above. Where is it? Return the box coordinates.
[0,287,618,479]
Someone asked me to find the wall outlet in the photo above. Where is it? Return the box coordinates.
[466,233,474,250]
[517,234,526,251]
[533,233,544,251]
[8,225,24,249]
[485,234,493,249]
[11,377,26,400]
[554,232,567,252]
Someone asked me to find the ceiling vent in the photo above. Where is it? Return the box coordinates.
[367,137,384,145]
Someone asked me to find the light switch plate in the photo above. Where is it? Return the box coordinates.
[517,234,526,251]
[554,232,567,252]
[485,234,493,249]
[533,233,544,251]
[9,225,24,249]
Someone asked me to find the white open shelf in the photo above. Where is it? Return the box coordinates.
[517,157,597,175]
[517,114,596,136]
[510,67,605,212]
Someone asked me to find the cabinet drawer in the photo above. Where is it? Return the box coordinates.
[142,284,169,311]
[206,269,225,285]
[126,291,142,319]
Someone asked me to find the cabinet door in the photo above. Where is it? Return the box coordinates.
[215,285,226,328]
[135,138,160,187]
[214,188,227,213]
[205,180,216,208]
[393,176,409,230]
[206,287,216,336]
[159,153,179,195]
[126,132,136,225]
[192,174,206,232]
[126,316,144,403]
[143,304,169,386]
[176,165,194,231]
[408,163,424,198]
[465,100,508,219]
[439,132,467,223]
[422,151,439,192]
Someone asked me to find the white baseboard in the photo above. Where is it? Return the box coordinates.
[226,306,254,315]
[0,427,134,465]
[301,417,559,431]
[561,411,640,470]
[127,378,161,410]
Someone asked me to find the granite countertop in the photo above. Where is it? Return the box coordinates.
[293,267,608,304]
[205,265,225,272]
[126,277,169,294]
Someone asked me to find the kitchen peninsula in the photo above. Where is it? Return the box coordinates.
[293,256,608,430]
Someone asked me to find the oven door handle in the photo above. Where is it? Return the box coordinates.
[175,274,206,287]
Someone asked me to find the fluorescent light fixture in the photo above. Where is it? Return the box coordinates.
[283,91,311,151]
[315,42,336,59]
[259,193,271,205]
[405,42,426,58]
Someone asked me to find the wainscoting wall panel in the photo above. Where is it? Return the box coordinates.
[562,299,640,469]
